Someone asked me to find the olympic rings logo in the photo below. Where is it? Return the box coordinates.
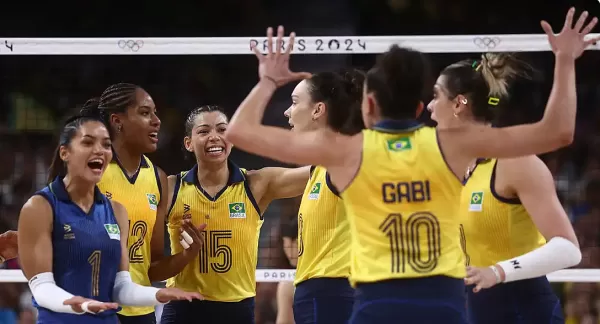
[473,37,501,49]
[118,40,144,52]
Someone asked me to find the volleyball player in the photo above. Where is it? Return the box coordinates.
[277,217,298,324]
[0,230,18,263]
[224,11,597,323]
[160,105,309,324]
[286,69,364,324]
[17,114,202,324]
[83,84,205,324]
[429,53,578,323]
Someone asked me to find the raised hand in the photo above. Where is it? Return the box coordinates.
[252,26,312,88]
[541,8,600,59]
[155,287,203,303]
[63,296,119,314]
[0,230,18,261]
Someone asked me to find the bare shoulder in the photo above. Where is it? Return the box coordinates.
[499,155,548,175]
[21,195,52,218]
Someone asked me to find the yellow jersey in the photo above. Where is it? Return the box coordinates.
[341,121,466,286]
[460,159,545,267]
[167,161,263,302]
[98,154,160,316]
[295,166,349,285]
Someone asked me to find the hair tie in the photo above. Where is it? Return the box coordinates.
[488,97,500,106]
[472,60,482,72]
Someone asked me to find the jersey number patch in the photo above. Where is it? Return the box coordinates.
[198,230,233,273]
[379,212,441,273]
[128,220,148,264]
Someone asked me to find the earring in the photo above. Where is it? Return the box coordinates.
[461,98,468,105]
[453,112,458,118]
[117,125,123,133]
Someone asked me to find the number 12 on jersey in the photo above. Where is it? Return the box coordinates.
[379,213,441,273]
[198,230,233,273]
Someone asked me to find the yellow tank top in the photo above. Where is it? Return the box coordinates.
[341,121,466,286]
[166,161,263,302]
[460,159,545,267]
[98,155,160,316]
[294,166,349,285]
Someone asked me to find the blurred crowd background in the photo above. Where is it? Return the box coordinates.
[0,0,600,323]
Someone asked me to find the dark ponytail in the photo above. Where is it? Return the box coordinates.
[47,100,106,183]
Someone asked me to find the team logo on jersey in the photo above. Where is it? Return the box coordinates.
[146,193,158,211]
[63,224,75,240]
[105,191,113,200]
[229,202,246,219]
[386,137,412,152]
[308,183,321,200]
[469,191,484,212]
[104,224,121,240]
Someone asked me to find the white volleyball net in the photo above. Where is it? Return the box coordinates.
[0,35,599,323]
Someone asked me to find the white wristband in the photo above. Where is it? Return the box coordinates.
[497,236,581,283]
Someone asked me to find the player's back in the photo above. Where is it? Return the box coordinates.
[97,154,160,317]
[34,177,122,324]
[341,121,467,324]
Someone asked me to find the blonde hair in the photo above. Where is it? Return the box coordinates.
[479,53,532,98]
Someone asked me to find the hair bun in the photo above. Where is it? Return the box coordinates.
[79,98,101,118]
[339,68,366,100]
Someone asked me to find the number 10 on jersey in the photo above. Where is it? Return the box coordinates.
[379,212,441,273]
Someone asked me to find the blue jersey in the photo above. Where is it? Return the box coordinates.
[34,177,122,324]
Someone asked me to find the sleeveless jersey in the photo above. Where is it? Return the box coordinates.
[35,177,122,324]
[167,161,263,302]
[341,120,466,286]
[294,166,349,285]
[97,154,160,316]
[460,159,545,267]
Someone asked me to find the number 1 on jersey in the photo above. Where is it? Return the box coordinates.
[379,212,441,273]
[88,250,101,296]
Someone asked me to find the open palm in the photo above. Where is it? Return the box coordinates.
[541,8,600,59]
[252,26,312,88]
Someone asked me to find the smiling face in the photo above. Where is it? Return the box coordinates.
[184,110,232,165]
[60,120,113,184]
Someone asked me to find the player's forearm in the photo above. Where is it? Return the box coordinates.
[113,271,163,306]
[147,253,194,282]
[539,53,576,146]
[226,79,277,148]
[495,236,581,283]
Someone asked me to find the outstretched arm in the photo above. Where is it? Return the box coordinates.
[442,8,598,159]
[226,26,352,169]
[111,200,202,306]
[248,166,311,211]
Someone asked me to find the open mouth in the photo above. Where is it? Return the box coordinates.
[205,146,225,156]
[149,132,159,143]
[87,158,104,171]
